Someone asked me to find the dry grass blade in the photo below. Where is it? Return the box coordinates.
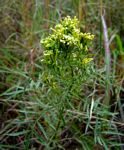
[101,10,111,106]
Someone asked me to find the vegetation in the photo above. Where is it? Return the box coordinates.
[0,0,124,150]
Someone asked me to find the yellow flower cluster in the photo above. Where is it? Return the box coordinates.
[81,33,95,40]
[82,58,93,64]
[41,16,94,66]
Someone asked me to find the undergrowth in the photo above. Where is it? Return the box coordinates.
[0,0,124,150]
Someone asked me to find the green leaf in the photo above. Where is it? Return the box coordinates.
[6,130,29,136]
[37,122,48,140]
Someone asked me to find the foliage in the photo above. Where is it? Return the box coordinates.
[41,16,94,95]
[0,1,124,150]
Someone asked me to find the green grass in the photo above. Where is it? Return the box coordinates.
[0,0,124,150]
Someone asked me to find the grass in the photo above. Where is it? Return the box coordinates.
[0,0,124,150]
